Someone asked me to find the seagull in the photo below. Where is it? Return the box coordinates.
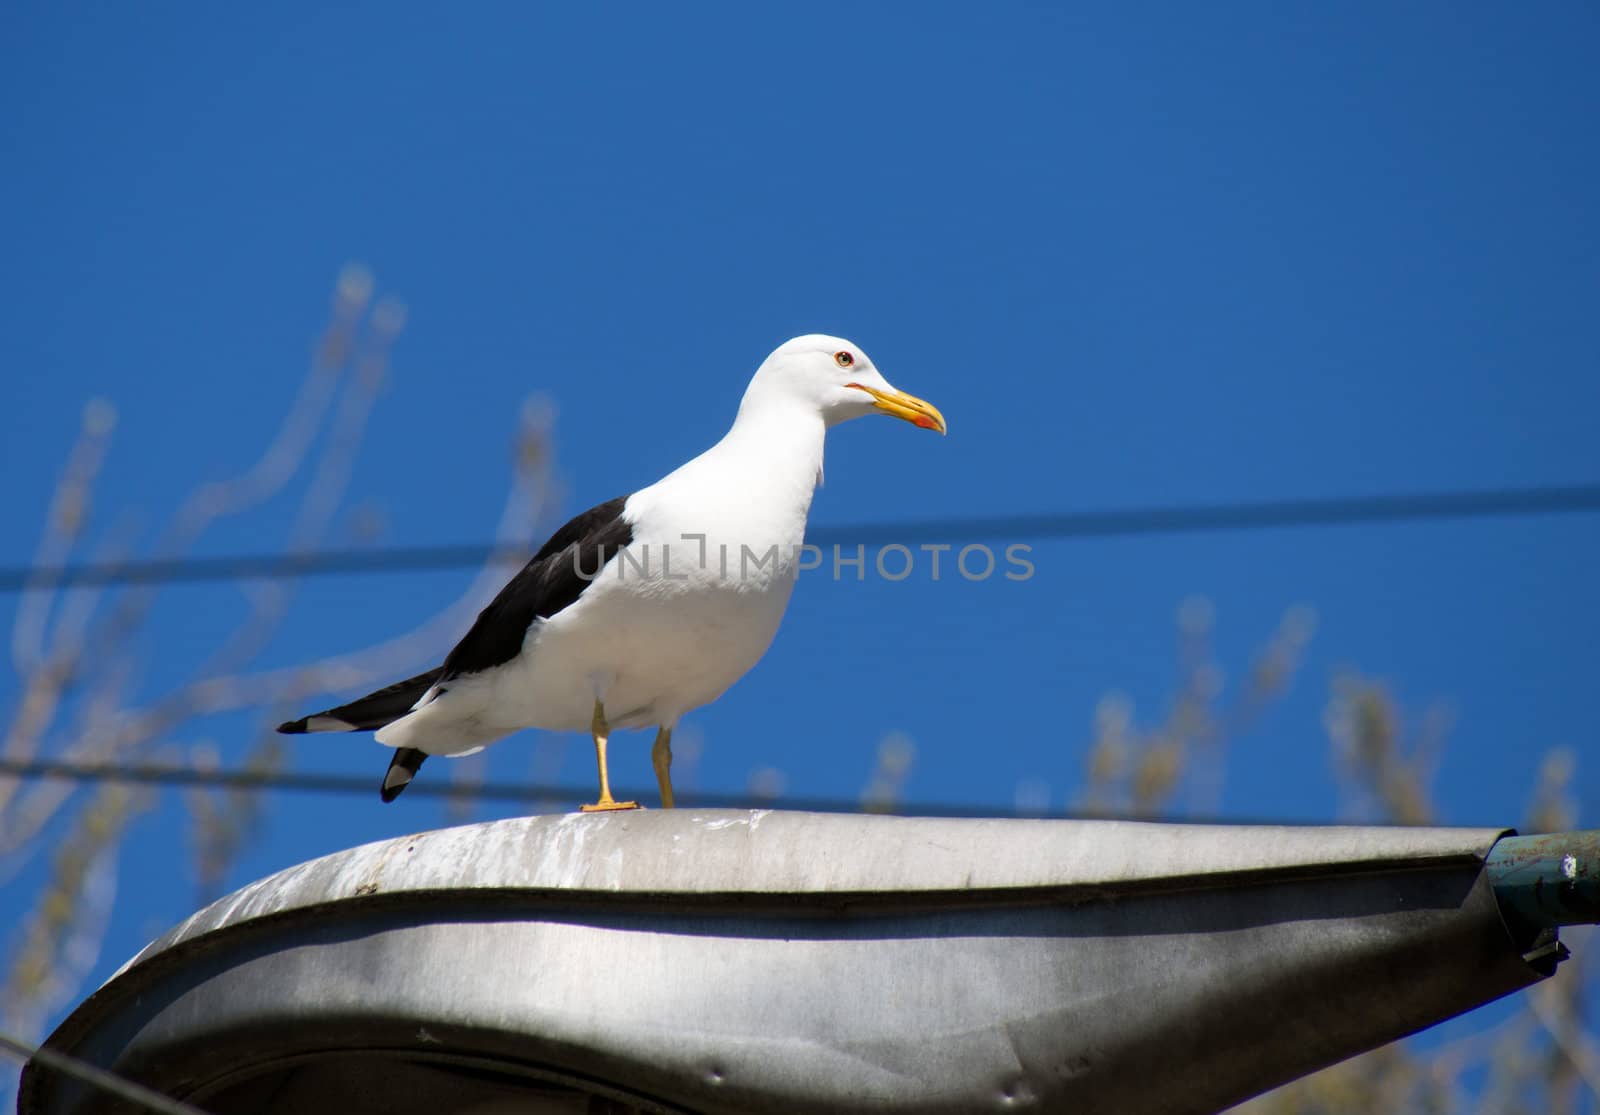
[278,335,946,811]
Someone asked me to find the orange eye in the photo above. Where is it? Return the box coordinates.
[834,351,854,368]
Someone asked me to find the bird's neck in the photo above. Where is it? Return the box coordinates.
[708,398,827,516]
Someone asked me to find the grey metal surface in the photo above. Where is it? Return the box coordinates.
[21,812,1557,1115]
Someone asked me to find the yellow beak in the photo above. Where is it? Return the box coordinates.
[847,383,948,435]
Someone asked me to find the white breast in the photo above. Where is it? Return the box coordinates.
[488,402,825,734]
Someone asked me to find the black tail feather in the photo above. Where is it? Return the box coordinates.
[381,748,428,802]
[277,667,445,734]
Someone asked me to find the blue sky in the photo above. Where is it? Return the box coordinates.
[3,0,1597,1080]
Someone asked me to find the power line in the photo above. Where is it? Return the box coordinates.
[0,756,1231,821]
[0,1031,211,1115]
[3,481,1597,593]
[0,756,613,805]
[0,756,1039,817]
[0,756,1478,827]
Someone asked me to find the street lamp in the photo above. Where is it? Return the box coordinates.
[19,813,1597,1114]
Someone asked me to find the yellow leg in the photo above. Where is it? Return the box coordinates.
[579,698,638,812]
[652,725,675,809]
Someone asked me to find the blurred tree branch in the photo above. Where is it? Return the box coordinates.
[0,267,558,1071]
[1069,606,1594,1112]
[1235,675,1593,1114]
[1080,596,1316,818]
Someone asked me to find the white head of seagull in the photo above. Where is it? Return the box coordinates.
[735,334,948,434]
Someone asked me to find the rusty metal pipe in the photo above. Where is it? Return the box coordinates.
[1487,830,1600,934]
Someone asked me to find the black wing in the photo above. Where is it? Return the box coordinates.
[278,667,444,733]
[437,495,632,680]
